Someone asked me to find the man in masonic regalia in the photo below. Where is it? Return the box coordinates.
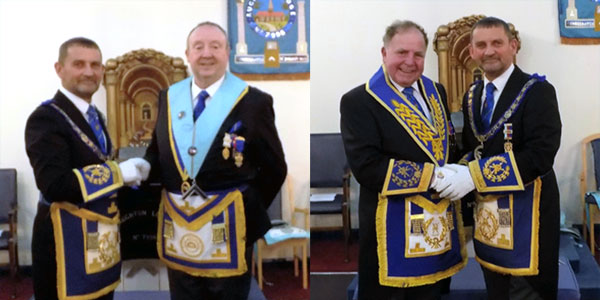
[340,20,467,300]
[140,22,287,300]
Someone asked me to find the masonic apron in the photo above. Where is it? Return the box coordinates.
[367,66,467,287]
[157,73,251,277]
[463,74,547,275]
[45,101,122,300]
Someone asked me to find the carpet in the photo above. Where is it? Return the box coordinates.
[310,232,358,272]
[27,278,266,300]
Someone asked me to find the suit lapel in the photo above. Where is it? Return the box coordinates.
[491,67,526,125]
[472,83,484,133]
[53,91,110,151]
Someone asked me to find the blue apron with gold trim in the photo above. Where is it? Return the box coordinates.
[464,75,547,276]
[43,101,123,299]
[50,198,121,299]
[473,177,541,275]
[368,66,467,287]
[157,188,247,277]
[157,72,250,277]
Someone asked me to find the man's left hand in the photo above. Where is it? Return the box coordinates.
[438,164,475,201]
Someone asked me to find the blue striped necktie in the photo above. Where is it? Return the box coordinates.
[481,82,496,131]
[402,87,426,117]
[86,105,107,153]
[193,90,210,121]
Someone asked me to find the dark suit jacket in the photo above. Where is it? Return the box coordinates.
[340,81,455,297]
[25,91,113,204]
[461,66,562,299]
[145,85,287,245]
[25,90,114,299]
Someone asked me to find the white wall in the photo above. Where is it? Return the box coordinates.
[0,0,309,265]
[311,0,600,226]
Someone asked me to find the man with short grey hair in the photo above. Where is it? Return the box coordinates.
[340,20,466,299]
[140,22,287,299]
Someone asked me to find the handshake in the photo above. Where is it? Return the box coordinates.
[118,158,151,186]
[429,164,476,201]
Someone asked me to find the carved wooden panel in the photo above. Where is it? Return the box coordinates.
[433,15,521,112]
[103,49,187,150]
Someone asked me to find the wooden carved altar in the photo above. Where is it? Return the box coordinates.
[103,49,188,150]
[433,15,521,112]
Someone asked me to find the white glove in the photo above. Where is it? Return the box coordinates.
[438,164,475,201]
[118,159,143,186]
[430,165,457,192]
[128,157,151,181]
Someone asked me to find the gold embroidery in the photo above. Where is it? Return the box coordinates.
[164,220,174,239]
[498,208,511,227]
[98,231,119,265]
[446,210,454,230]
[167,243,176,253]
[391,161,421,188]
[411,215,424,234]
[212,223,227,244]
[409,242,426,253]
[181,181,191,195]
[89,258,101,270]
[430,94,446,161]
[83,164,111,185]
[392,101,434,139]
[180,233,204,257]
[476,207,499,242]
[211,248,228,258]
[497,234,510,246]
[483,156,511,183]
[87,232,99,250]
[423,216,448,249]
[107,202,118,214]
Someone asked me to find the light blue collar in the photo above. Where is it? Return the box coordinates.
[167,72,248,179]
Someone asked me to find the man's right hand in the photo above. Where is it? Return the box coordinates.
[128,158,151,181]
[430,165,457,192]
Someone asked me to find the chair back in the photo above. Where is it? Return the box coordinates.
[591,138,600,189]
[310,133,348,188]
[267,189,283,220]
[0,169,17,223]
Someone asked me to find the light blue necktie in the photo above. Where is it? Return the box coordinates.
[481,82,496,131]
[402,87,426,117]
[193,90,210,122]
[86,106,107,154]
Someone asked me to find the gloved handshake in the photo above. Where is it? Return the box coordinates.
[429,164,475,201]
[118,158,151,186]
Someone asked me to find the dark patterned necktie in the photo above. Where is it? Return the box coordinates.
[86,105,106,153]
[402,87,426,117]
[193,90,210,121]
[481,82,496,131]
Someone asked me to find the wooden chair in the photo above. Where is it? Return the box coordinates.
[580,133,600,255]
[254,177,309,289]
[0,168,19,298]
